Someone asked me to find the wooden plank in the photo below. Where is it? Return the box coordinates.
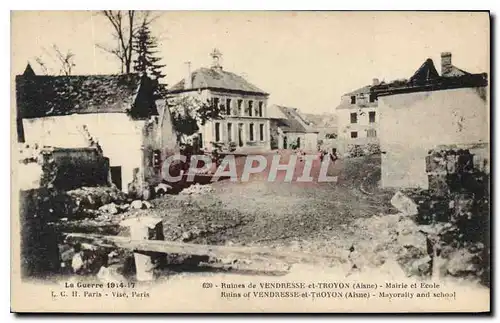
[49,220,122,236]
[63,232,342,265]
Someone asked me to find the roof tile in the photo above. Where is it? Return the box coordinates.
[16,73,142,118]
[170,67,267,95]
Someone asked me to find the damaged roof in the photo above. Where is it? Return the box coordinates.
[169,67,268,95]
[16,69,144,118]
[343,85,372,97]
[374,58,487,97]
[442,65,471,77]
[273,105,319,133]
[409,58,440,83]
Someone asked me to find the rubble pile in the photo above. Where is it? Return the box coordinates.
[65,186,129,218]
[350,147,489,285]
[350,212,431,277]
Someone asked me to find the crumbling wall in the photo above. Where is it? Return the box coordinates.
[43,147,110,191]
[394,147,489,285]
[18,145,129,278]
[20,188,61,277]
[353,146,489,286]
[139,103,179,197]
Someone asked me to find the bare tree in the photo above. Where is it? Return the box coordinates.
[97,10,163,74]
[34,57,50,75]
[33,45,76,75]
[52,45,76,76]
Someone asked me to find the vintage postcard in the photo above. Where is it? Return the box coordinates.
[11,11,490,313]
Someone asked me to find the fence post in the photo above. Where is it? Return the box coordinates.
[121,216,163,281]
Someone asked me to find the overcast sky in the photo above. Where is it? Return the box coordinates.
[11,11,489,114]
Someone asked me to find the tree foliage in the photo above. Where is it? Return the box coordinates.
[132,22,167,99]
[169,96,222,140]
[98,10,161,74]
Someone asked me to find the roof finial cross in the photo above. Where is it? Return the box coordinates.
[210,48,223,70]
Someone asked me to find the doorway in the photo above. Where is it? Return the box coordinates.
[110,166,122,190]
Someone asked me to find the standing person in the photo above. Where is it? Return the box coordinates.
[330,148,338,162]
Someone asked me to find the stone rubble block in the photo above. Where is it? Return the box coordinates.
[390,191,419,216]
[130,200,154,210]
[98,203,119,215]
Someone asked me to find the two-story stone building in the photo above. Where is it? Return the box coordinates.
[169,49,271,152]
[335,79,381,155]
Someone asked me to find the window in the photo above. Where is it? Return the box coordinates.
[259,124,264,141]
[215,122,221,142]
[198,133,203,148]
[226,98,232,115]
[237,99,243,115]
[369,93,377,103]
[350,131,358,139]
[369,111,376,123]
[297,137,301,148]
[258,102,264,117]
[238,123,244,147]
[350,96,356,104]
[248,101,253,116]
[212,97,220,110]
[367,129,377,138]
[249,123,254,141]
[350,112,357,124]
[227,123,232,142]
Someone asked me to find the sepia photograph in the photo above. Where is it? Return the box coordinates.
[10,10,490,313]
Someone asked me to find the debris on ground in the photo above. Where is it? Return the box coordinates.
[155,183,173,196]
[180,183,215,195]
[66,186,127,210]
[130,200,154,210]
[350,213,432,277]
[98,203,119,215]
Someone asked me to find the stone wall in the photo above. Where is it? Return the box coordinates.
[22,113,146,193]
[44,147,110,191]
[399,147,490,285]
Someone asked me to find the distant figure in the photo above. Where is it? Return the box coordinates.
[319,149,327,162]
[329,148,338,162]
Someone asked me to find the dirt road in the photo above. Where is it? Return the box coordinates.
[149,152,396,255]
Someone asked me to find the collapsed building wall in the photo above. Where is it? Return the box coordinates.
[396,146,490,285]
[42,147,110,191]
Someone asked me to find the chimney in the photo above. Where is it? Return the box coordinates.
[441,52,452,76]
[184,61,192,89]
[372,78,380,86]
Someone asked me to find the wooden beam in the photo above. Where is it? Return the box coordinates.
[63,232,342,265]
[49,220,122,236]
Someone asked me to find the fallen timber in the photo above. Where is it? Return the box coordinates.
[49,219,122,236]
[63,232,343,266]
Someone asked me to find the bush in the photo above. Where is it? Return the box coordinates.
[365,143,381,155]
[345,143,381,158]
[346,144,364,158]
